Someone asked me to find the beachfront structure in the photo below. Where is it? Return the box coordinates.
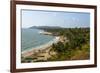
[39,31,52,35]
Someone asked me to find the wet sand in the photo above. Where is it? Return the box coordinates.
[22,36,60,57]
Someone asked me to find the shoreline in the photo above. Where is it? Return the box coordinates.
[22,36,60,57]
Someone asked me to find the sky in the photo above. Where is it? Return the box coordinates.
[21,9,90,28]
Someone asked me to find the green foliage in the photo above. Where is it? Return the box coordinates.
[47,28,90,60]
[22,28,90,62]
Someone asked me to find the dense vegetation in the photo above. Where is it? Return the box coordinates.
[21,27,90,63]
[43,28,90,61]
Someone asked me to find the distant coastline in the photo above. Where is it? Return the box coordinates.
[21,27,90,63]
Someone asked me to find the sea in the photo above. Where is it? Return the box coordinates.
[21,28,55,52]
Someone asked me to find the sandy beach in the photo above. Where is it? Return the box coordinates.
[22,36,60,57]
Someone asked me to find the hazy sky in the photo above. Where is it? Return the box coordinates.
[21,9,90,28]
